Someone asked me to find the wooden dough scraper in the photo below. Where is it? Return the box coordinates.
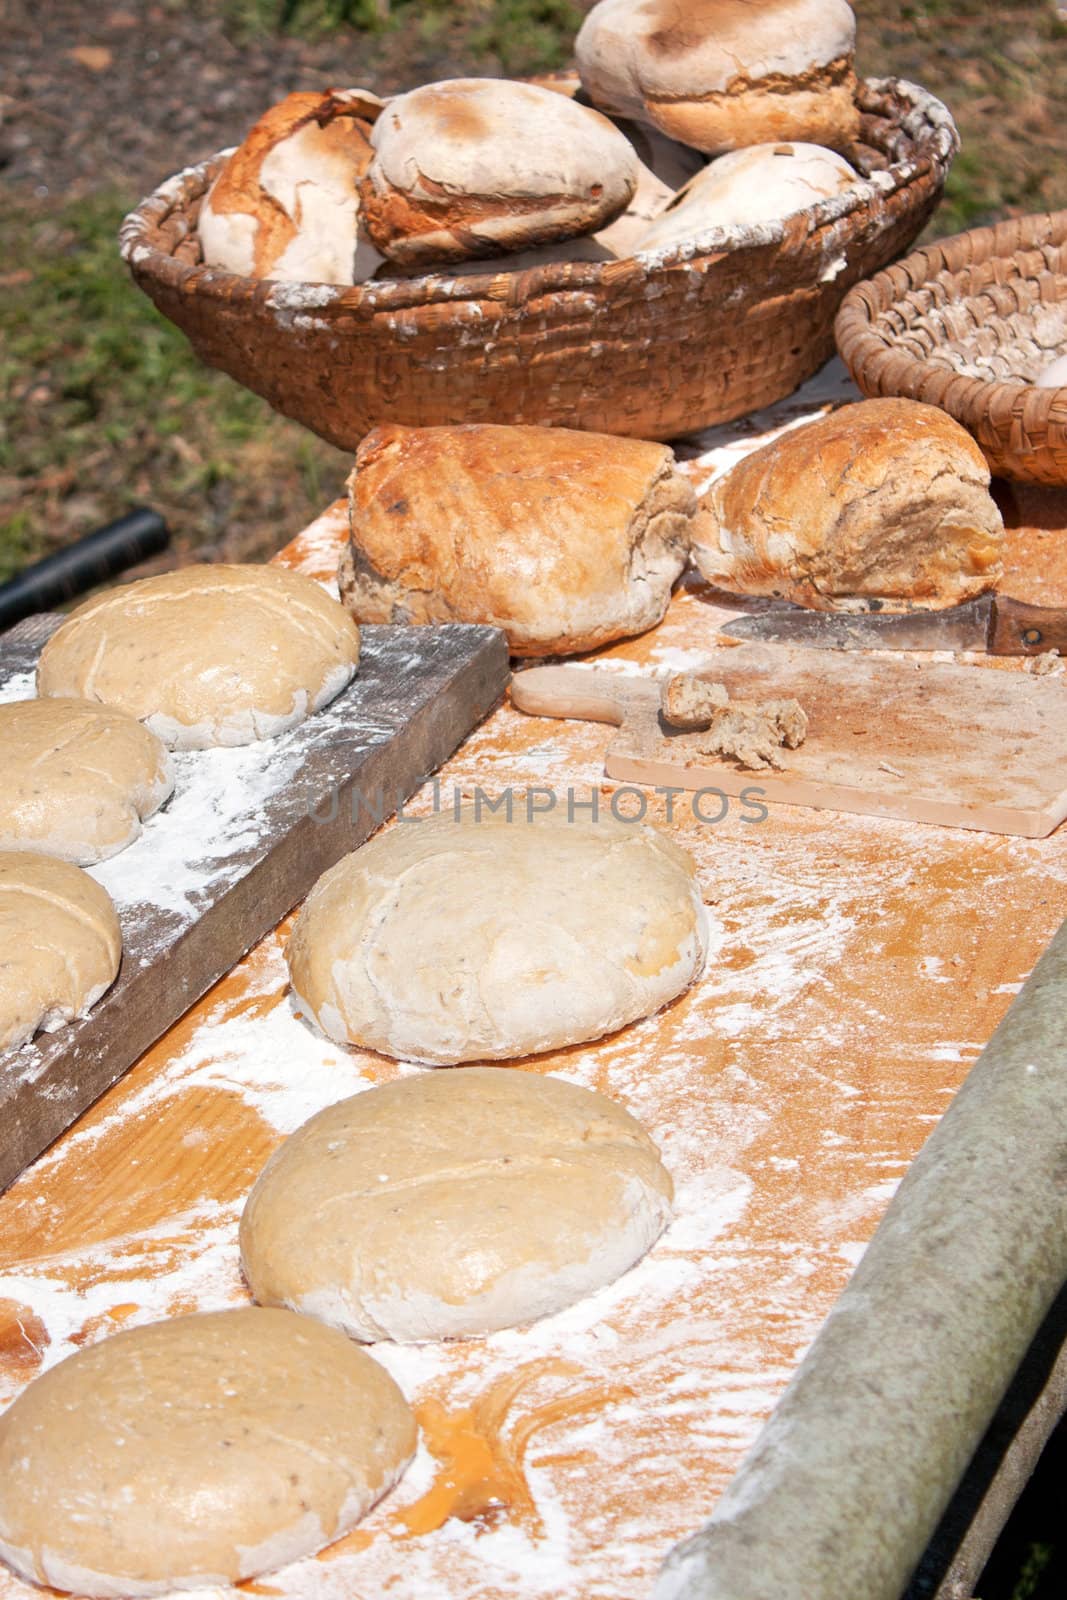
[510,646,1067,838]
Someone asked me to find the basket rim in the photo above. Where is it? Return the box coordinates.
[119,75,958,318]
[834,209,1067,419]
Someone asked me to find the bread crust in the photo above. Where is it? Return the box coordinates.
[360,78,638,264]
[634,142,858,252]
[576,0,860,154]
[690,398,1005,612]
[338,423,695,655]
[198,89,381,283]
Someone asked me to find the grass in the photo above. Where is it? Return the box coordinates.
[0,192,347,582]
[219,0,585,74]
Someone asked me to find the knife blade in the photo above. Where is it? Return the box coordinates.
[719,594,1067,656]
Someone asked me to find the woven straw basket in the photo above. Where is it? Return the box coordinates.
[120,77,956,448]
[835,211,1067,484]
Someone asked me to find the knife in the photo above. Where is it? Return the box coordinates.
[719,594,1067,656]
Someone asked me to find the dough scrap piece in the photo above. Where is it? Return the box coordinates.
[0,1308,415,1596]
[287,809,708,1064]
[0,697,173,864]
[0,850,122,1052]
[339,422,695,657]
[689,399,1004,612]
[661,673,807,771]
[36,563,360,750]
[241,1068,674,1341]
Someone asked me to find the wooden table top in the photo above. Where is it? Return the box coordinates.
[1,378,1066,1600]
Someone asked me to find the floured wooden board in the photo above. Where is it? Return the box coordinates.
[1,367,1066,1600]
[510,653,1067,837]
[0,618,508,1193]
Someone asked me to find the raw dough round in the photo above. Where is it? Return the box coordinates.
[36,564,360,750]
[0,851,121,1052]
[0,697,173,864]
[0,1308,416,1596]
[241,1067,674,1340]
[287,810,708,1064]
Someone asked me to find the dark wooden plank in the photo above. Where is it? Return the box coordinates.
[0,619,510,1192]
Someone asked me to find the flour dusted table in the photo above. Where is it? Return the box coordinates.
[1,364,1066,1600]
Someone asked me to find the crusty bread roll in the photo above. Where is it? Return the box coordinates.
[198,88,384,285]
[0,851,121,1052]
[241,1069,673,1341]
[575,0,860,156]
[287,810,708,1065]
[37,564,360,750]
[0,698,172,865]
[358,78,639,266]
[633,143,859,255]
[339,423,695,656]
[0,1309,415,1595]
[690,399,1005,612]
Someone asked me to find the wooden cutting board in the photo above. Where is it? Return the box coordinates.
[510,647,1067,838]
[0,616,509,1194]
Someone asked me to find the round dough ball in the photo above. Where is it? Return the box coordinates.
[36,564,360,750]
[0,851,121,1052]
[287,810,708,1064]
[0,1308,416,1596]
[0,697,173,864]
[359,78,639,266]
[241,1068,674,1341]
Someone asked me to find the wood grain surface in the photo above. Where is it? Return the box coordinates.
[0,621,509,1193]
[510,652,1067,836]
[0,373,1065,1600]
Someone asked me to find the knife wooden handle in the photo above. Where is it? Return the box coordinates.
[990,597,1067,656]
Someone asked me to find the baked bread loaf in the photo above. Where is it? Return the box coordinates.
[595,117,706,255]
[690,399,1004,611]
[0,698,172,864]
[358,78,639,266]
[287,810,708,1065]
[634,143,859,255]
[0,1308,415,1594]
[0,851,121,1052]
[339,423,695,656]
[241,1068,673,1341]
[199,88,385,285]
[37,564,360,749]
[575,0,861,156]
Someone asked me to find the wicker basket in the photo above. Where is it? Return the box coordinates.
[835,211,1067,484]
[120,78,956,448]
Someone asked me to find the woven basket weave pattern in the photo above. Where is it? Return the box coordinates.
[120,79,956,448]
[835,212,1067,483]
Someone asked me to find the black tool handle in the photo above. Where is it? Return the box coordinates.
[0,509,170,633]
